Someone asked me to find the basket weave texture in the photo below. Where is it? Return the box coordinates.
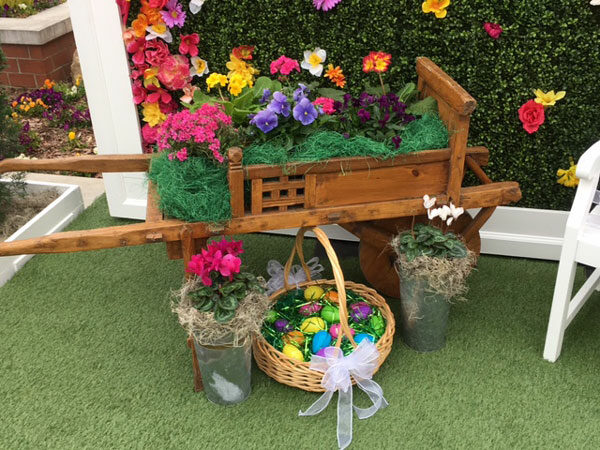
[253,227,395,392]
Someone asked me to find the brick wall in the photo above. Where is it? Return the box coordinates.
[0,32,76,88]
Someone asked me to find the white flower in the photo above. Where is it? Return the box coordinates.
[449,202,464,220]
[18,3,28,9]
[145,26,173,44]
[423,194,436,210]
[189,0,205,14]
[437,205,451,221]
[446,217,454,226]
[70,86,78,95]
[191,57,209,77]
[301,48,327,77]
[428,207,440,220]
[591,0,600,5]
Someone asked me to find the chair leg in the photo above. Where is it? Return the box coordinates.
[544,259,578,362]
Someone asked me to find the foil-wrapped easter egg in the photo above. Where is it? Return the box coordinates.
[354,333,374,344]
[316,348,328,357]
[311,330,332,354]
[300,317,326,334]
[282,344,304,362]
[265,310,279,323]
[350,302,373,322]
[299,302,323,316]
[325,290,338,301]
[370,315,385,336]
[283,330,305,346]
[329,323,355,339]
[321,305,340,323]
[304,286,325,301]
[274,319,293,333]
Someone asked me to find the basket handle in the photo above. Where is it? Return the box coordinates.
[283,227,357,349]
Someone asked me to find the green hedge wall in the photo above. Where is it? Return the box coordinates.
[131,0,600,210]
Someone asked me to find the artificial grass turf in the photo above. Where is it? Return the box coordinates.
[1,195,600,449]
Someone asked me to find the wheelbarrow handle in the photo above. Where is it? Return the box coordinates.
[0,154,152,174]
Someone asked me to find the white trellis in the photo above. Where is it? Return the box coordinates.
[66,0,571,260]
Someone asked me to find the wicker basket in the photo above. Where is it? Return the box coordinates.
[253,226,395,392]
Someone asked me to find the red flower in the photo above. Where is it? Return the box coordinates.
[144,40,171,67]
[179,33,200,57]
[362,51,392,73]
[132,80,147,104]
[142,124,158,145]
[518,100,545,134]
[232,45,255,60]
[146,85,173,104]
[483,22,503,39]
[147,0,168,8]
[158,55,191,90]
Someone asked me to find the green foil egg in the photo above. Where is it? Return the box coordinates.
[370,315,385,336]
[265,310,279,323]
[321,305,340,323]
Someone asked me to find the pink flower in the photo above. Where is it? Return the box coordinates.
[158,55,191,90]
[483,22,503,39]
[179,33,200,57]
[141,124,158,144]
[313,0,342,11]
[270,55,301,76]
[132,80,147,104]
[144,40,171,67]
[313,97,336,115]
[218,254,242,279]
[126,37,146,66]
[176,147,188,162]
[148,0,168,8]
[518,100,545,134]
[186,254,213,286]
[146,85,173,104]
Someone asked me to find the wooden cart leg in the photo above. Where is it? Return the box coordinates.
[186,336,204,392]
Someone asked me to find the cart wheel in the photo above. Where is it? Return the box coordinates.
[358,213,481,298]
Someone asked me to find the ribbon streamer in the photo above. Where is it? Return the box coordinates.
[265,257,324,295]
[299,341,388,449]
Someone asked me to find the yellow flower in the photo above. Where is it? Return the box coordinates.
[206,73,228,92]
[142,102,166,127]
[75,76,82,87]
[226,54,258,87]
[557,158,579,188]
[227,73,247,97]
[422,0,450,18]
[534,89,566,107]
[68,131,76,141]
[143,67,160,88]
[11,112,18,119]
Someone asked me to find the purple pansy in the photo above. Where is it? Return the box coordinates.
[259,88,272,105]
[293,83,310,102]
[293,97,319,126]
[161,0,186,28]
[392,136,402,149]
[267,91,291,117]
[357,108,371,124]
[251,109,279,133]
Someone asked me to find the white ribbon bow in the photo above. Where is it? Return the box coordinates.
[265,257,324,295]
[299,340,388,449]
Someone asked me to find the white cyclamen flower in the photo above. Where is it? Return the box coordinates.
[301,48,327,77]
[18,3,28,9]
[189,0,205,14]
[591,0,600,5]
[191,57,209,77]
[449,202,464,220]
[428,207,440,220]
[437,205,452,221]
[423,194,436,210]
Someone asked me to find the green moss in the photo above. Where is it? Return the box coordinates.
[128,0,600,210]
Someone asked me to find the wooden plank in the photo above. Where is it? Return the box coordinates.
[262,198,305,208]
[251,179,263,215]
[261,180,305,192]
[0,181,521,257]
[227,147,245,218]
[446,113,470,204]
[416,57,477,116]
[145,181,163,223]
[304,174,317,208]
[0,154,152,174]
[243,147,489,179]
[466,155,493,184]
[314,161,449,207]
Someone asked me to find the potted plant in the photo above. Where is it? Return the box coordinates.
[173,238,269,405]
[391,195,476,352]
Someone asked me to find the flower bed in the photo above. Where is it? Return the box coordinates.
[1,0,64,18]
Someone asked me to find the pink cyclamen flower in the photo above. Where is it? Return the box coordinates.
[483,22,503,39]
[313,97,336,115]
[218,254,242,279]
[179,33,200,57]
[270,55,301,76]
[132,80,147,105]
[313,0,342,11]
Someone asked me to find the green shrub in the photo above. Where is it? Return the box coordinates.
[128,0,600,210]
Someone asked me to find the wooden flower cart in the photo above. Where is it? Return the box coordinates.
[0,58,521,299]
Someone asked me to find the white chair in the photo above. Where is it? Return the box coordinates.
[544,141,600,362]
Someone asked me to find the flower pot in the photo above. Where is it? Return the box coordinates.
[398,273,450,352]
[193,336,252,405]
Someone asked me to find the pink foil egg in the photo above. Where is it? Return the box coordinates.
[329,323,355,339]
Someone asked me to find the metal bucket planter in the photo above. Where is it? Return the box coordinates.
[399,273,450,352]
[193,336,252,406]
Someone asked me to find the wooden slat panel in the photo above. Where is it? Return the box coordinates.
[314,161,449,208]
[251,179,263,215]
[261,180,305,191]
[0,154,151,174]
[262,197,305,208]
[0,181,521,257]
[304,174,317,208]
[243,147,489,179]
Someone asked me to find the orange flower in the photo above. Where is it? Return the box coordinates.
[324,64,346,88]
[132,14,149,38]
[140,4,163,25]
[232,45,255,61]
[43,79,55,89]
[362,51,392,74]
[11,101,17,107]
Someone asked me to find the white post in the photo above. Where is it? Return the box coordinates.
[67,0,147,220]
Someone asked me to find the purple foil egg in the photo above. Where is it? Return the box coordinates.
[299,303,323,316]
[350,302,373,323]
[316,348,328,357]
[274,319,293,333]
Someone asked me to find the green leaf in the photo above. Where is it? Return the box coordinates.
[218,295,239,311]
[406,96,438,116]
[397,82,418,103]
[252,76,274,97]
[195,297,215,313]
[317,88,346,102]
[214,307,236,323]
[232,88,255,109]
